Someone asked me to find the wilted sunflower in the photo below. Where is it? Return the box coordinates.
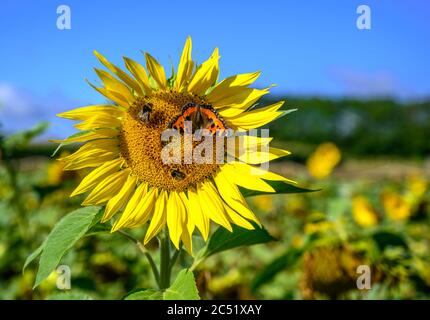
[54,37,293,254]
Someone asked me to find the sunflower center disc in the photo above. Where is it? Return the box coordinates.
[119,91,220,191]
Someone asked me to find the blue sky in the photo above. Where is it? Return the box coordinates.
[0,0,429,137]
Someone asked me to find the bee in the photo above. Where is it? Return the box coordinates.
[137,103,153,123]
[171,169,186,180]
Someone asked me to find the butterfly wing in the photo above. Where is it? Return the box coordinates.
[170,103,228,135]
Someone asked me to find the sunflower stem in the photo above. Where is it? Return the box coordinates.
[159,230,171,290]
[168,243,182,273]
[118,230,160,288]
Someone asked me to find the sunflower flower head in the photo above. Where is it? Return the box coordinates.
[307,142,341,179]
[352,195,378,227]
[381,191,412,221]
[54,37,293,255]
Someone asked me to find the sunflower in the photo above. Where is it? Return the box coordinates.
[54,37,292,255]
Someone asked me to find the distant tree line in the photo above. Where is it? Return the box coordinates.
[266,97,430,159]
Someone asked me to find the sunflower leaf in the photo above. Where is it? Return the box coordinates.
[372,231,408,251]
[197,223,276,260]
[163,269,200,300]
[3,121,49,152]
[124,289,163,300]
[33,206,102,288]
[46,291,93,300]
[124,269,200,300]
[251,247,304,292]
[240,180,318,197]
[23,240,46,273]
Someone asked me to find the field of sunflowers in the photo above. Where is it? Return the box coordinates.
[1,98,429,300]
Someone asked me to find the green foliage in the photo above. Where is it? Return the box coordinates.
[251,248,304,292]
[124,269,199,300]
[124,289,163,300]
[1,113,430,300]
[268,97,430,158]
[46,292,93,300]
[197,224,276,260]
[32,206,103,288]
[163,269,200,300]
[372,231,408,251]
[1,122,49,152]
[240,181,317,197]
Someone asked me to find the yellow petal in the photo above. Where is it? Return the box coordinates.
[50,128,118,144]
[197,181,232,231]
[111,183,147,231]
[180,192,194,255]
[61,140,119,170]
[87,81,130,109]
[102,174,138,222]
[57,105,123,121]
[144,190,168,244]
[94,68,134,101]
[93,50,143,95]
[123,57,152,95]
[70,158,123,197]
[225,101,288,130]
[187,48,219,95]
[221,162,275,193]
[127,187,158,227]
[207,71,261,103]
[232,134,273,151]
[74,113,122,131]
[166,192,185,249]
[187,188,210,240]
[211,87,270,119]
[213,169,261,226]
[179,191,195,235]
[82,169,130,205]
[224,204,254,230]
[60,139,118,162]
[234,162,295,183]
[145,53,167,90]
[234,147,291,164]
[175,36,194,91]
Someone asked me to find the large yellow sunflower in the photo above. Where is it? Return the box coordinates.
[54,37,293,255]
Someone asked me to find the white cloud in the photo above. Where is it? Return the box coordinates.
[0,83,79,140]
[328,67,422,100]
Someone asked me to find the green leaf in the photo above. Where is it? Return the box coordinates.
[124,289,163,300]
[23,241,46,273]
[46,292,93,300]
[3,122,49,151]
[163,269,200,300]
[33,206,102,288]
[251,247,303,292]
[372,231,408,251]
[198,224,276,260]
[124,270,200,300]
[240,180,318,197]
[85,221,112,236]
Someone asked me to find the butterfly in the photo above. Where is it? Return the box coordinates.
[170,102,229,135]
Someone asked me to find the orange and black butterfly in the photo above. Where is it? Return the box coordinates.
[170,102,229,135]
